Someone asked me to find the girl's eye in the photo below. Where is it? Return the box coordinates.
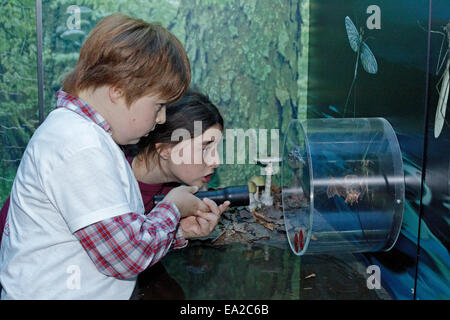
[203,143,214,153]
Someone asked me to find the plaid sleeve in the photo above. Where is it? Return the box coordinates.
[74,201,186,279]
[173,226,188,249]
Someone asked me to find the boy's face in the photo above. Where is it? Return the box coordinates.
[112,93,167,145]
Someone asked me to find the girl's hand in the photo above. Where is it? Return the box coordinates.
[180,198,230,239]
[162,185,209,218]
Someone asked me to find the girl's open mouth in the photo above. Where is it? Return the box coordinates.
[202,174,212,183]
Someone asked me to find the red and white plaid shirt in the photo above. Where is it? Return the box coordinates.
[56,90,187,280]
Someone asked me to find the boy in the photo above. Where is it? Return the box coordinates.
[0,13,227,299]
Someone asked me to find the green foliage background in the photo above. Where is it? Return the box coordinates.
[0,0,309,203]
[0,0,39,204]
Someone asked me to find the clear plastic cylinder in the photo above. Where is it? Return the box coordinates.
[281,118,404,256]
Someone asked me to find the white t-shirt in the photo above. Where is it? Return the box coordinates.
[0,107,144,299]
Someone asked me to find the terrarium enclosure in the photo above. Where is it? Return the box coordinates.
[281,118,404,256]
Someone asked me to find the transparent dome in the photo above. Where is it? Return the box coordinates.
[281,118,404,256]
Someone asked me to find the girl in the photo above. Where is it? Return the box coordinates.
[126,88,227,239]
[126,89,226,299]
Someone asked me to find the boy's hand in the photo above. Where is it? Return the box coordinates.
[162,185,209,218]
[180,198,230,239]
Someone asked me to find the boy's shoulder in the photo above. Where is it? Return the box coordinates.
[31,108,114,156]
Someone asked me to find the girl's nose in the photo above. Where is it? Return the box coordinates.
[205,146,221,168]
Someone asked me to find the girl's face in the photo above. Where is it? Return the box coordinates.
[166,124,222,188]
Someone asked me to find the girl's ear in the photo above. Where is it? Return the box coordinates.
[155,143,171,161]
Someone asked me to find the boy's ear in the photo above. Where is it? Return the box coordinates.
[108,86,124,104]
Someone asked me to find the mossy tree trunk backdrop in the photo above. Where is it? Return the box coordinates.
[174,0,305,187]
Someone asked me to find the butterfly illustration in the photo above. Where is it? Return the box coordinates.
[343,16,378,117]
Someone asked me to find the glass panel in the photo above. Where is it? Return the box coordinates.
[417,0,450,300]
[307,0,431,299]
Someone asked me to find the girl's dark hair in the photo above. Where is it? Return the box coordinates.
[131,89,224,170]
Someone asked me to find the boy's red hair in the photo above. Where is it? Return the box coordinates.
[62,13,190,106]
